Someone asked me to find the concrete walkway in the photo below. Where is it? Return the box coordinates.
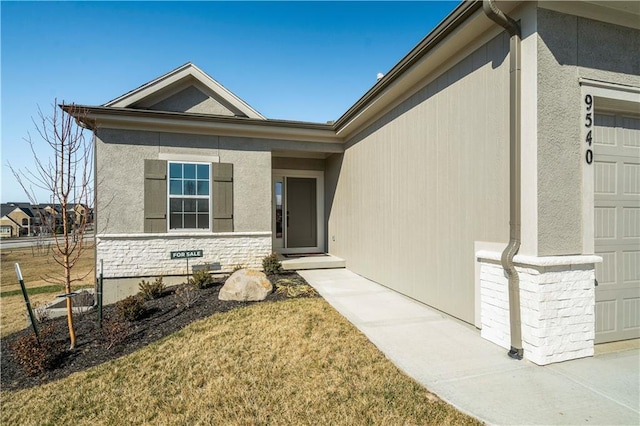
[299,268,640,425]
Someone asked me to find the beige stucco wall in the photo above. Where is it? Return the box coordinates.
[95,129,272,234]
[327,33,511,324]
[0,217,19,237]
[536,8,640,256]
[95,129,339,236]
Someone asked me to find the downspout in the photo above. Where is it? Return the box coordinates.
[483,0,523,360]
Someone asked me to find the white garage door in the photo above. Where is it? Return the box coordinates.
[594,111,640,344]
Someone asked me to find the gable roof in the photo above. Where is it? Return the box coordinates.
[104,62,265,120]
[1,203,34,218]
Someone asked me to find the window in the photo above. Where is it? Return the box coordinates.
[144,159,232,233]
[168,162,210,229]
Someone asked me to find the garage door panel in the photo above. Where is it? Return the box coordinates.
[595,287,640,343]
[594,111,640,344]
[623,208,640,238]
[623,162,640,195]
[595,299,617,335]
[623,297,640,331]
[621,116,640,148]
[594,161,617,194]
[594,206,617,239]
[595,250,617,285]
[623,250,640,284]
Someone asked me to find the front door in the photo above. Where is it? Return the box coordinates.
[286,177,317,248]
[272,170,324,254]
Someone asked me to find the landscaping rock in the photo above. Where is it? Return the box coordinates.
[219,269,273,301]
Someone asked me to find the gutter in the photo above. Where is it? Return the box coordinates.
[483,0,523,360]
[61,105,340,145]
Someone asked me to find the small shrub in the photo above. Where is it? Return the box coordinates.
[33,303,51,323]
[74,290,95,314]
[101,318,129,350]
[262,252,283,275]
[10,324,64,376]
[189,269,214,289]
[231,264,245,273]
[175,283,201,309]
[115,295,147,322]
[138,276,166,300]
[274,278,319,298]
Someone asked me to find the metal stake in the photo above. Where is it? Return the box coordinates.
[98,259,103,328]
[15,263,40,342]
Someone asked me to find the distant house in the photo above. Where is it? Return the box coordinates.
[66,1,639,365]
[0,202,94,237]
[0,203,34,237]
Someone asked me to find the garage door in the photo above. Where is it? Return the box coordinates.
[594,112,640,344]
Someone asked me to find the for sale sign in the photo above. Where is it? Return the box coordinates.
[170,250,203,259]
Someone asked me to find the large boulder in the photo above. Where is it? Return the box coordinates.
[219,269,273,301]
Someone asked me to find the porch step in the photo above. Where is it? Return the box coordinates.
[280,254,345,271]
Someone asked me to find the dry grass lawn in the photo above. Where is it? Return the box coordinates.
[1,298,480,425]
[0,244,95,337]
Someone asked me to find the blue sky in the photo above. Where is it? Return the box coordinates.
[1,1,459,203]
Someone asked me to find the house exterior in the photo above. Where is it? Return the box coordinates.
[0,203,34,237]
[68,1,639,365]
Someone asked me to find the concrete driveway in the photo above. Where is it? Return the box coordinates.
[299,268,640,425]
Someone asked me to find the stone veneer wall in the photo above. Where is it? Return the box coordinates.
[97,232,272,278]
[477,251,601,365]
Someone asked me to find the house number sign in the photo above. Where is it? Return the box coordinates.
[584,94,593,165]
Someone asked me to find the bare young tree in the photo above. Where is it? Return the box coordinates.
[9,100,94,349]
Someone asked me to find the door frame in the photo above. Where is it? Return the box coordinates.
[272,169,325,254]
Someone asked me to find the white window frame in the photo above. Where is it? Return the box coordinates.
[167,161,212,232]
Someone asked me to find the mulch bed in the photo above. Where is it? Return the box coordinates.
[1,272,314,392]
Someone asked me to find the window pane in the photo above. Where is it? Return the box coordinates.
[184,180,196,195]
[184,164,196,179]
[184,214,196,228]
[197,214,209,229]
[170,198,182,213]
[170,213,182,229]
[275,182,283,238]
[197,164,209,180]
[197,180,209,196]
[184,199,196,212]
[169,163,182,179]
[197,199,209,213]
[169,180,182,195]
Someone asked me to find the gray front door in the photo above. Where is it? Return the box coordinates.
[286,177,317,248]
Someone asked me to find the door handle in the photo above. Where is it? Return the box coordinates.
[287,211,290,227]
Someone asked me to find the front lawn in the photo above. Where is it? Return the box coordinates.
[1,244,95,337]
[1,291,479,425]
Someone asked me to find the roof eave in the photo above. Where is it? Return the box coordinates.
[333,0,483,135]
[65,105,342,144]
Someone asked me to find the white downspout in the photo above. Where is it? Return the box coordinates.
[483,0,523,360]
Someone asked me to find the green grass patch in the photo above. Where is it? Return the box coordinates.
[0,285,63,298]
